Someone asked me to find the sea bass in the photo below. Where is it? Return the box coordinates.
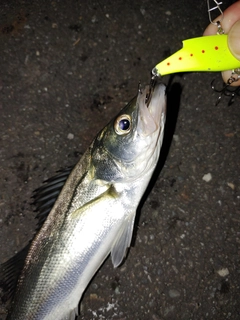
[1,82,166,320]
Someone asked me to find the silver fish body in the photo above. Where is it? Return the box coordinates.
[6,83,166,320]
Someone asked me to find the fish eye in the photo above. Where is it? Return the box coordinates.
[114,114,131,135]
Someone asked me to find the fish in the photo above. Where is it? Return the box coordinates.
[0,81,166,320]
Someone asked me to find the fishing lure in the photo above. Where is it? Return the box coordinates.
[152,1,240,105]
[152,34,240,77]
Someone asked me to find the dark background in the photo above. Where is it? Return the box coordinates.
[0,1,239,319]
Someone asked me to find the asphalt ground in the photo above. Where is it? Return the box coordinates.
[0,1,239,319]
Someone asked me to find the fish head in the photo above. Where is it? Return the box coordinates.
[92,82,166,182]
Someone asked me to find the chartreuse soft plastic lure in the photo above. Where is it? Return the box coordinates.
[152,34,240,77]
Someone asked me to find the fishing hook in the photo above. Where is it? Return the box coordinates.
[145,75,158,107]
[211,77,240,106]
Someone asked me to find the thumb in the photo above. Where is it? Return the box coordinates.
[221,20,240,86]
[228,20,240,60]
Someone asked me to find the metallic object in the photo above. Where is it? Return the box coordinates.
[211,72,240,105]
[207,0,224,34]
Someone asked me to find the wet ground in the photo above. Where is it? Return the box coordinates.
[0,0,239,319]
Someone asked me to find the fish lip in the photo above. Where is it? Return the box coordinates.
[145,76,158,107]
[137,82,166,136]
[148,82,166,116]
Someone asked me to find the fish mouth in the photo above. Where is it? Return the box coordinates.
[145,76,158,107]
[137,80,166,136]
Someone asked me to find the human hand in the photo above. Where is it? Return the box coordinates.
[204,1,240,86]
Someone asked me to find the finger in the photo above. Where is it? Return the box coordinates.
[224,20,240,86]
[204,1,240,35]
[228,20,240,60]
[204,2,240,86]
[221,70,240,87]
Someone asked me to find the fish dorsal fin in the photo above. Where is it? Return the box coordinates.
[111,212,136,268]
[33,166,73,229]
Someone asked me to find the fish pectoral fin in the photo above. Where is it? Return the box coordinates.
[111,212,136,268]
[60,308,77,320]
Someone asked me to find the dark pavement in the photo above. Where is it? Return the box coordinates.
[0,1,239,319]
